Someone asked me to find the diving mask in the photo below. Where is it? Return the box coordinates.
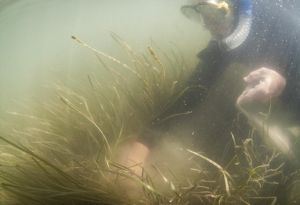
[181,0,235,37]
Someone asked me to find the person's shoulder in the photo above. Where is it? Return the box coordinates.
[197,40,226,60]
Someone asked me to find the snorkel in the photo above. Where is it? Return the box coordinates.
[223,0,253,50]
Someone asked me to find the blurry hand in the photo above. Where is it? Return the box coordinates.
[237,67,286,105]
[118,141,149,176]
[115,141,150,199]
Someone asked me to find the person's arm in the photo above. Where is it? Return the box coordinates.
[123,40,228,174]
[136,40,229,147]
[236,67,297,157]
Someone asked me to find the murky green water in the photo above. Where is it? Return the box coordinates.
[1,1,300,205]
[0,0,208,114]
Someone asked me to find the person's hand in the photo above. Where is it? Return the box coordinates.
[117,141,150,176]
[237,67,286,105]
[114,141,150,199]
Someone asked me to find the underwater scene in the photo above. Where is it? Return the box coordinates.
[1,0,300,204]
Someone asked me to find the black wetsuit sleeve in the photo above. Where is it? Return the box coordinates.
[281,46,300,115]
[137,41,229,148]
[268,7,300,117]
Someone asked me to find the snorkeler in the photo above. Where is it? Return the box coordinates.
[123,0,300,202]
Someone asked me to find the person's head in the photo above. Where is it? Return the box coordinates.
[181,0,237,39]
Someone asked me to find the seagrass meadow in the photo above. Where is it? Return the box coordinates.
[0,34,288,205]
